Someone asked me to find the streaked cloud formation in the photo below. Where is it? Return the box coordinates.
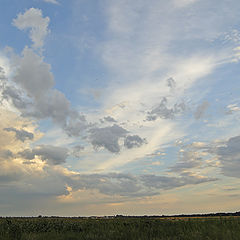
[0,0,240,216]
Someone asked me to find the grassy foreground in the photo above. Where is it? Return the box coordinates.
[0,216,240,240]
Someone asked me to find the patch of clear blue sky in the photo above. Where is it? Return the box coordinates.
[0,0,109,109]
[43,0,110,108]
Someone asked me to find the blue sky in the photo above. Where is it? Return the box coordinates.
[0,0,240,216]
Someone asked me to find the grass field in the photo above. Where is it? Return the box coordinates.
[0,216,240,240]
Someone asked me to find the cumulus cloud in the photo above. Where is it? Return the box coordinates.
[89,124,128,153]
[9,47,65,121]
[124,135,146,149]
[4,127,34,142]
[19,145,68,165]
[12,8,50,49]
[14,47,54,99]
[1,47,88,136]
[194,101,209,119]
[146,97,186,121]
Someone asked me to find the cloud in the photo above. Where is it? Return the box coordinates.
[194,101,209,119]
[19,145,68,165]
[89,124,128,153]
[173,136,240,179]
[166,77,176,90]
[104,116,117,123]
[146,97,186,121]
[67,173,144,197]
[1,85,28,110]
[65,172,217,197]
[226,104,240,114]
[124,135,146,149]
[173,0,198,8]
[43,0,59,4]
[13,47,54,99]
[6,47,69,124]
[2,47,88,136]
[215,136,240,178]
[4,127,34,142]
[0,66,6,82]
[169,150,203,172]
[141,172,217,190]
[12,8,50,49]
[0,108,44,185]
[0,150,13,160]
[71,145,85,158]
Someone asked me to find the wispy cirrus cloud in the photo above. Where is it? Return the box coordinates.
[43,0,59,5]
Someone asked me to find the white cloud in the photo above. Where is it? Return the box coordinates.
[43,0,59,4]
[12,8,50,49]
[0,54,10,77]
[173,0,198,8]
[226,104,240,114]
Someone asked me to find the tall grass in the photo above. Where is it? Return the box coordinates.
[0,216,240,240]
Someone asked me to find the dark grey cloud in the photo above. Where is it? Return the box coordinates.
[194,101,209,119]
[89,124,128,153]
[166,77,176,90]
[65,172,217,197]
[0,172,20,183]
[4,127,34,142]
[215,136,240,178]
[173,136,240,179]
[146,97,186,121]
[0,150,13,160]
[0,68,27,109]
[0,67,6,80]
[124,135,147,149]
[140,173,217,190]
[67,173,144,197]
[64,111,88,137]
[104,116,117,123]
[19,145,68,165]
[1,86,29,110]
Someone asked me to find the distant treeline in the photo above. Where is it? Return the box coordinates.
[1,211,240,219]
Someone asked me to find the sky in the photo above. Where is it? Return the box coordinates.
[0,0,240,217]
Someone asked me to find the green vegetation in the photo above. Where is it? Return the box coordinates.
[0,216,240,240]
